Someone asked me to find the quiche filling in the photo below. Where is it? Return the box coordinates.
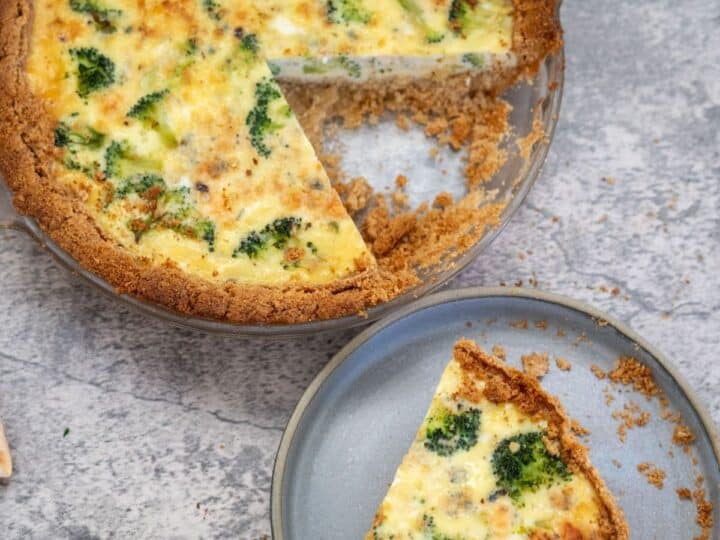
[367,340,628,539]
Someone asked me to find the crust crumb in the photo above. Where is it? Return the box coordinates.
[608,356,661,398]
[341,177,373,214]
[677,487,693,500]
[534,319,548,330]
[590,365,606,380]
[636,462,666,489]
[521,352,549,378]
[555,356,571,371]
[510,319,529,329]
[433,191,453,209]
[672,424,696,450]
[693,476,713,539]
[491,344,507,361]
[612,402,650,442]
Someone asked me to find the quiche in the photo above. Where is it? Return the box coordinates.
[0,0,561,324]
[367,340,629,539]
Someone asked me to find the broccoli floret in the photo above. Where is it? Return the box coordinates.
[396,0,445,44]
[203,0,221,20]
[326,0,372,25]
[54,121,105,149]
[195,219,216,252]
[115,174,166,198]
[233,217,303,258]
[69,0,122,33]
[236,31,259,55]
[423,406,481,456]
[491,431,572,501]
[124,184,216,251]
[69,47,115,98]
[53,121,105,175]
[127,89,177,148]
[246,78,283,158]
[104,140,162,179]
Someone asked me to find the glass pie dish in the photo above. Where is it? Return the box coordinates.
[0,48,564,337]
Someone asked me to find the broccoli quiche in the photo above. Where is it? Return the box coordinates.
[0,0,560,324]
[367,340,629,539]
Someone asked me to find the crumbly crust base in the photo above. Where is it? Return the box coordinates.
[453,339,630,540]
[0,0,561,324]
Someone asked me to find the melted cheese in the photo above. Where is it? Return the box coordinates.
[368,358,607,539]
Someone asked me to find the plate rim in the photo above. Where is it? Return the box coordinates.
[270,286,720,539]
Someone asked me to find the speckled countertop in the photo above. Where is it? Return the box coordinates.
[1,2,719,538]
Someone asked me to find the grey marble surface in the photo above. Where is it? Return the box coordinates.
[1,1,719,538]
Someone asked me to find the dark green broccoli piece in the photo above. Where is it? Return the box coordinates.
[396,0,444,44]
[246,78,283,158]
[54,121,105,176]
[115,174,166,199]
[491,431,572,501]
[127,89,177,148]
[423,406,481,456]
[235,230,264,258]
[69,0,122,33]
[233,217,303,258]
[326,0,372,25]
[234,29,259,55]
[104,140,162,179]
[70,47,115,98]
[195,219,216,252]
[203,0,222,20]
[54,121,105,149]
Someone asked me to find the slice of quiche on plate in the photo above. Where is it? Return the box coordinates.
[0,0,560,324]
[367,339,629,539]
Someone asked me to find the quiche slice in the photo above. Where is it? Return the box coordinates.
[0,0,560,324]
[367,340,629,539]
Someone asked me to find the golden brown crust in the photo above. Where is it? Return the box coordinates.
[453,339,630,540]
[0,0,561,324]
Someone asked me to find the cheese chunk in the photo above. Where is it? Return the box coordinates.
[367,340,628,539]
